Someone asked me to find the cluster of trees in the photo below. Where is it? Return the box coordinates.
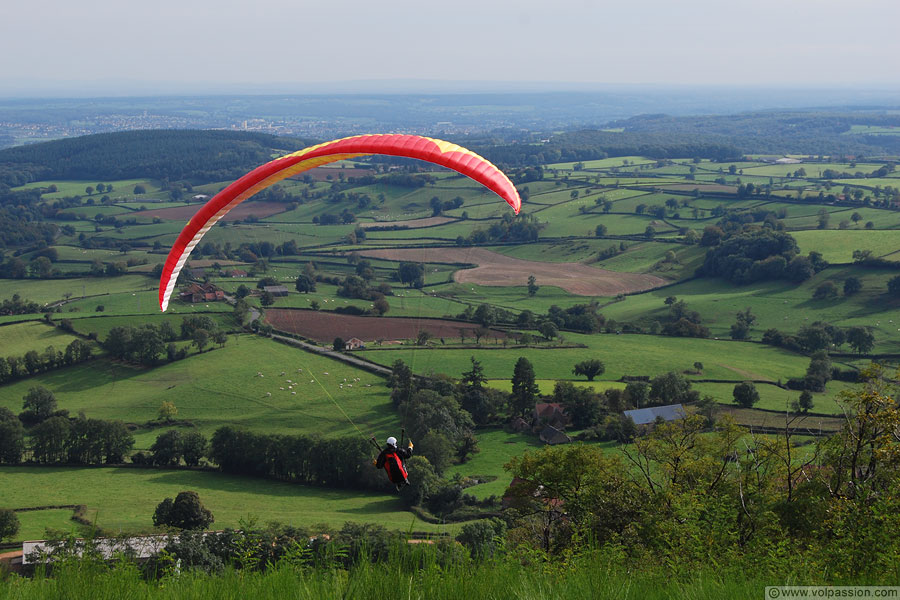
[456,213,541,246]
[761,322,876,356]
[430,195,464,216]
[0,294,42,315]
[0,387,134,465]
[208,426,377,490]
[0,187,58,249]
[0,338,93,385]
[389,359,484,470]
[134,429,208,467]
[699,228,824,284]
[104,315,226,366]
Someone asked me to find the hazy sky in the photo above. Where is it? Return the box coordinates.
[2,0,898,94]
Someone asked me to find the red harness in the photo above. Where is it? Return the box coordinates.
[383,450,408,484]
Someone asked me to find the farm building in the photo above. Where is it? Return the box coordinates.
[624,404,686,426]
[344,337,365,350]
[179,282,225,303]
[221,269,248,278]
[263,285,289,297]
[533,403,569,429]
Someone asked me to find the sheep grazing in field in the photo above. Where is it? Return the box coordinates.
[323,372,329,375]
[310,380,314,383]
[279,387,285,390]
[266,392,272,397]
[291,391,297,395]
[281,371,285,376]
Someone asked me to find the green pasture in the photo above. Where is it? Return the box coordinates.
[56,205,133,218]
[791,229,900,263]
[593,242,706,278]
[14,179,158,200]
[0,335,399,439]
[83,221,185,241]
[0,321,84,356]
[485,378,626,395]
[357,333,812,384]
[255,285,468,320]
[439,281,610,313]
[830,177,900,188]
[1,275,154,306]
[446,428,544,499]
[537,206,676,238]
[546,156,655,170]
[33,246,160,263]
[492,240,613,263]
[691,381,850,415]
[62,312,236,340]
[11,508,90,542]
[0,466,444,540]
[363,220,481,242]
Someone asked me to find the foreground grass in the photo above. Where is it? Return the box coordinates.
[0,466,444,540]
[2,548,885,600]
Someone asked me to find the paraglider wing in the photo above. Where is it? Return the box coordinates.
[158,134,520,311]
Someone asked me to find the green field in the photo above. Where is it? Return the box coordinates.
[1,466,445,541]
[792,229,900,263]
[0,321,83,356]
[357,333,812,383]
[2,275,155,305]
[0,335,400,439]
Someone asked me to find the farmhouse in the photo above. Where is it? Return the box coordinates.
[533,402,569,429]
[179,282,225,303]
[344,337,365,350]
[221,269,248,278]
[624,404,686,426]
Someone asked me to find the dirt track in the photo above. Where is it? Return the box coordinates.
[355,248,666,296]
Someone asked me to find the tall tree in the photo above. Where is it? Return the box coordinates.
[510,357,539,417]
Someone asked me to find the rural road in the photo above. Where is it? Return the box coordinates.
[270,333,392,376]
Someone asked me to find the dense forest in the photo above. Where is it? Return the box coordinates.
[0,130,313,186]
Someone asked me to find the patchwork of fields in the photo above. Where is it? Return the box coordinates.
[2,150,899,542]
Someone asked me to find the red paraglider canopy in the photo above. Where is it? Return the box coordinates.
[158,134,521,311]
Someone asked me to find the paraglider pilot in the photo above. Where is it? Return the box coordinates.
[375,436,413,491]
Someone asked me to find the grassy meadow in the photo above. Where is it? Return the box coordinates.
[0,466,445,538]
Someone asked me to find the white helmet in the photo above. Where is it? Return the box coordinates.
[386,436,397,447]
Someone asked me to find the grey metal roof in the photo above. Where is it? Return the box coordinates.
[624,404,685,425]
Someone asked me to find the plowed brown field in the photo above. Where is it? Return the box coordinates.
[265,309,508,343]
[355,248,666,296]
